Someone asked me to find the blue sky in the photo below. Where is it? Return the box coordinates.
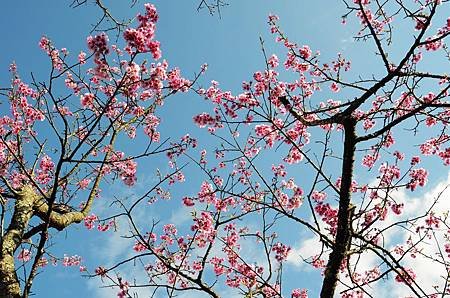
[1,1,450,297]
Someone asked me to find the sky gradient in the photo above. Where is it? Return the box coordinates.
[1,1,449,297]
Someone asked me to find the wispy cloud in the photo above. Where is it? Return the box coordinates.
[285,172,450,296]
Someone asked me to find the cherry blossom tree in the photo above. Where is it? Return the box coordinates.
[95,1,450,297]
[0,4,199,297]
[2,1,450,298]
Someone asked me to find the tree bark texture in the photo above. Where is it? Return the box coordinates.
[0,186,39,298]
[320,119,356,298]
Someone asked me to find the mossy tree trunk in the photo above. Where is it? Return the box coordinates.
[0,186,39,298]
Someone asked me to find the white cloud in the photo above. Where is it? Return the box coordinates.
[285,171,450,297]
[86,175,161,297]
[84,165,450,297]
[287,235,323,269]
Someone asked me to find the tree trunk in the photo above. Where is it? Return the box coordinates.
[320,119,356,298]
[0,186,38,298]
